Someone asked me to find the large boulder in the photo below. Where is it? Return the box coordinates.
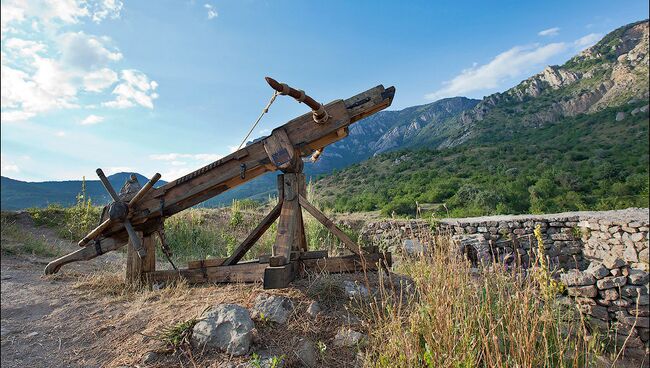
[192,304,254,356]
[251,294,294,324]
[333,328,366,347]
[343,280,370,299]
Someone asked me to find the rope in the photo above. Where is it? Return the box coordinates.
[237,91,279,151]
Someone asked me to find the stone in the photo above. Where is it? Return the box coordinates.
[639,247,649,263]
[251,294,294,324]
[306,301,321,318]
[629,306,650,317]
[638,328,649,342]
[192,304,254,356]
[597,276,627,290]
[599,288,619,301]
[577,304,609,321]
[560,270,595,287]
[615,311,650,328]
[621,285,649,299]
[402,239,424,255]
[629,232,644,242]
[623,246,638,263]
[602,256,625,269]
[586,262,610,279]
[333,328,366,347]
[343,281,370,299]
[141,352,158,365]
[628,269,649,285]
[293,338,318,367]
[567,285,598,298]
[610,268,622,277]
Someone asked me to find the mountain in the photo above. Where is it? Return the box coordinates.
[1,173,166,210]
[315,20,650,217]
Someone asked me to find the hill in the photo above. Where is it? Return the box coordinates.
[315,20,650,217]
[0,173,166,210]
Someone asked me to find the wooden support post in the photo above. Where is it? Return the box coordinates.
[126,232,155,285]
[272,173,307,266]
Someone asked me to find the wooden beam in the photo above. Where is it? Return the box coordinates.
[147,262,267,284]
[263,263,296,289]
[298,194,361,255]
[301,253,389,274]
[273,173,306,264]
[126,233,156,285]
[187,258,225,269]
[222,200,282,266]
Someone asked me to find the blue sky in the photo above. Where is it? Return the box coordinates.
[1,0,648,182]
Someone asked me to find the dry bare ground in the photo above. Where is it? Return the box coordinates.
[0,214,375,367]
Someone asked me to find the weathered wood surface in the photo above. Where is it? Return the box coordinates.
[126,234,156,284]
[187,258,225,269]
[273,173,307,265]
[300,253,389,274]
[148,262,268,284]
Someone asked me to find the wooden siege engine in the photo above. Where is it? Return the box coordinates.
[44,77,396,289]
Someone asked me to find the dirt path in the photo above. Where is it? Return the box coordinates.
[0,215,369,367]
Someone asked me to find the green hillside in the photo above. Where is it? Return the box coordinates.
[315,20,650,217]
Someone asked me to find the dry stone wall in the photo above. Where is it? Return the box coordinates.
[360,208,649,271]
[360,208,650,355]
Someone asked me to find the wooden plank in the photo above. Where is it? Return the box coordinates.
[273,174,306,264]
[222,200,282,266]
[263,263,296,289]
[147,262,267,284]
[298,195,360,255]
[187,258,225,269]
[301,253,388,274]
[263,128,296,170]
[126,233,156,284]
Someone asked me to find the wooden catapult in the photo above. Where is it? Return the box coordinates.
[45,77,395,288]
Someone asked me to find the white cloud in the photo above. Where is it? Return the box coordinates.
[574,33,602,49]
[1,154,20,173]
[204,4,218,19]
[228,145,238,153]
[538,27,560,37]
[0,1,149,123]
[149,153,221,162]
[425,42,567,100]
[107,166,132,174]
[55,130,66,137]
[59,32,123,70]
[80,114,104,125]
[103,69,159,109]
[82,67,118,92]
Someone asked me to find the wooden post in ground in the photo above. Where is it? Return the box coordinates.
[126,232,156,285]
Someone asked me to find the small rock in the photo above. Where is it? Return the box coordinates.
[602,256,625,270]
[306,301,321,318]
[24,332,38,338]
[561,270,595,287]
[577,304,609,321]
[615,112,625,121]
[343,280,370,299]
[599,288,619,301]
[610,268,622,277]
[333,328,366,347]
[402,239,424,256]
[294,338,318,367]
[141,352,158,365]
[596,276,627,290]
[586,263,610,279]
[251,294,294,324]
[567,285,598,298]
[192,304,254,356]
[628,269,649,285]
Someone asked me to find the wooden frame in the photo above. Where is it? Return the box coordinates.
[130,170,391,289]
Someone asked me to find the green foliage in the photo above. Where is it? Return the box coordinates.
[317,103,649,217]
[0,212,60,257]
[27,177,102,240]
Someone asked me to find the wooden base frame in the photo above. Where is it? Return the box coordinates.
[128,172,391,289]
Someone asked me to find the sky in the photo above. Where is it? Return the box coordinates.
[1,0,649,182]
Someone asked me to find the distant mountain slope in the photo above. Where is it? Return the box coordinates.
[315,19,650,217]
[408,20,649,149]
[1,173,166,210]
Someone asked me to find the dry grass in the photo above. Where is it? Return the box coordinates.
[360,235,610,368]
